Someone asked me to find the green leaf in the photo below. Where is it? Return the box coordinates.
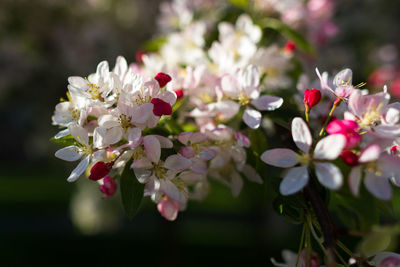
[259,18,315,55]
[143,36,167,52]
[120,160,145,220]
[50,135,77,147]
[229,0,248,8]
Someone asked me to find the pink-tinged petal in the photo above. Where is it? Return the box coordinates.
[211,100,240,120]
[177,132,193,145]
[261,148,299,168]
[179,147,195,158]
[160,180,182,201]
[96,60,109,77]
[98,114,120,128]
[373,252,400,267]
[315,162,343,190]
[235,132,250,147]
[364,172,392,200]
[143,79,160,97]
[243,108,261,129]
[157,196,179,221]
[379,155,400,180]
[190,159,208,174]
[251,95,283,111]
[68,124,89,146]
[348,89,363,117]
[131,103,152,124]
[333,68,353,87]
[313,134,345,160]
[93,127,107,148]
[131,158,153,169]
[384,107,400,125]
[280,166,309,195]
[221,75,240,98]
[374,125,400,137]
[143,135,161,163]
[315,68,334,93]
[67,156,90,182]
[55,146,82,162]
[164,154,192,171]
[358,144,381,163]
[153,135,173,148]
[190,132,207,144]
[198,148,216,161]
[158,91,177,106]
[127,127,142,144]
[151,98,172,116]
[349,166,362,196]
[291,117,312,153]
[103,127,123,146]
[99,176,117,199]
[241,64,260,92]
[242,164,263,184]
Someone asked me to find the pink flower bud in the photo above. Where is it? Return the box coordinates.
[304,88,322,109]
[151,98,172,116]
[157,196,179,221]
[174,89,184,99]
[89,161,113,181]
[135,50,146,64]
[391,145,399,155]
[326,120,361,149]
[340,150,359,166]
[99,176,117,199]
[154,72,172,88]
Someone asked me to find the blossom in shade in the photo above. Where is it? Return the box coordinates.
[99,176,117,199]
[261,117,345,195]
[157,196,180,221]
[348,144,400,200]
[154,72,172,88]
[326,119,361,149]
[371,252,400,267]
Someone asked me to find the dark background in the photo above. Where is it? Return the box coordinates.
[1,0,399,266]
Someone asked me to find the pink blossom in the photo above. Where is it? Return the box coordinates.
[326,120,361,149]
[157,196,180,221]
[99,176,117,199]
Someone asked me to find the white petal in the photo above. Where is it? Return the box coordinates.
[260,148,299,168]
[279,166,309,195]
[113,56,128,76]
[349,166,362,196]
[384,107,400,125]
[315,162,343,190]
[358,144,381,163]
[243,108,261,129]
[221,75,240,98]
[291,117,312,153]
[131,158,153,169]
[68,76,87,89]
[54,129,70,139]
[131,103,152,124]
[164,154,192,171]
[103,126,123,146]
[158,91,177,106]
[313,134,345,160]
[251,95,283,111]
[67,156,90,182]
[143,135,161,163]
[98,114,120,128]
[134,168,152,183]
[153,135,173,148]
[241,164,263,184]
[333,68,353,87]
[127,127,142,144]
[55,146,82,162]
[160,180,182,201]
[364,172,392,200]
[68,124,89,146]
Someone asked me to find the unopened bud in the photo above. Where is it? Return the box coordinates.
[340,150,359,166]
[155,72,172,88]
[89,161,113,181]
[304,88,322,109]
[151,98,172,116]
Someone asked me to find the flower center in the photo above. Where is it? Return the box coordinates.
[366,162,383,176]
[238,92,251,106]
[358,103,383,128]
[119,114,134,129]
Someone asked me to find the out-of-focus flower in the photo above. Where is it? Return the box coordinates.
[99,176,117,199]
[326,120,361,149]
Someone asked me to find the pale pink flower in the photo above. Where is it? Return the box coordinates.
[261,117,346,195]
[372,252,400,267]
[315,68,356,100]
[99,176,117,199]
[157,196,180,221]
[348,144,400,200]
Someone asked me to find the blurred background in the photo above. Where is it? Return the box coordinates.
[0,0,399,266]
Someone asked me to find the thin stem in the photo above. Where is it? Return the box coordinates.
[296,223,306,267]
[304,181,336,267]
[307,216,326,254]
[336,240,356,259]
[319,98,341,136]
[334,248,349,267]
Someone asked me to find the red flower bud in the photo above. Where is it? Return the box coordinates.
[151,98,172,116]
[284,41,296,53]
[154,72,172,88]
[391,145,399,155]
[174,89,184,99]
[99,176,117,199]
[304,88,322,109]
[89,161,113,181]
[340,150,359,166]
